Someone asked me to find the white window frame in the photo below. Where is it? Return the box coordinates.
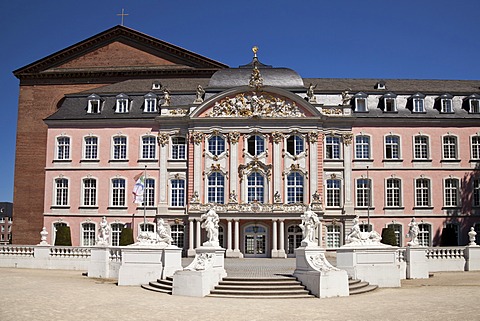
[444,178,460,207]
[54,177,69,206]
[110,223,124,246]
[355,135,371,159]
[471,135,480,160]
[441,98,453,113]
[170,179,186,207]
[247,172,266,203]
[325,179,341,207]
[387,223,403,247]
[171,224,185,248]
[384,135,401,160]
[415,178,431,207]
[82,177,97,207]
[115,97,130,113]
[81,222,96,246]
[385,178,402,208]
[207,172,225,204]
[56,136,71,160]
[144,96,158,113]
[418,223,431,247]
[87,99,101,114]
[442,135,458,160]
[286,171,304,204]
[112,136,127,160]
[141,135,157,160]
[111,178,126,207]
[384,97,397,112]
[325,136,341,160]
[144,178,155,207]
[355,97,368,112]
[171,137,186,160]
[247,135,266,156]
[208,135,226,156]
[326,224,341,248]
[83,136,98,160]
[413,135,429,160]
[286,134,305,156]
[413,98,425,113]
[356,178,371,207]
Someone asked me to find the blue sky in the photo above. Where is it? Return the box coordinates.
[1,0,479,202]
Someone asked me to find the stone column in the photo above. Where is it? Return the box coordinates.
[192,132,203,202]
[278,219,286,258]
[226,219,233,256]
[158,133,169,212]
[343,133,354,214]
[309,131,318,203]
[233,219,243,258]
[188,218,195,257]
[228,132,239,201]
[196,219,201,249]
[271,219,278,257]
[272,133,282,201]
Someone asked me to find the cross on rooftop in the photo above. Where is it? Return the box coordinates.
[117,8,129,26]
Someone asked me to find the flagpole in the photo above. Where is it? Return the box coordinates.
[143,165,147,231]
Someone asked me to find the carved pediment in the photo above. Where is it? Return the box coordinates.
[207,92,305,118]
[238,159,272,179]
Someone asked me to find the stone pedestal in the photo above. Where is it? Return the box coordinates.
[293,246,349,298]
[465,246,480,271]
[173,246,226,297]
[161,246,183,279]
[118,246,164,286]
[226,249,243,258]
[406,247,429,279]
[88,247,110,278]
[337,247,401,287]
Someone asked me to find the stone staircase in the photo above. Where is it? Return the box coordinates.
[207,276,315,299]
[141,277,173,294]
[141,276,378,297]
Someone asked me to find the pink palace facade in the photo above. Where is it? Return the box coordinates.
[41,27,480,256]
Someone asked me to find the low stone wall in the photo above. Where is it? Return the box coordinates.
[425,247,466,272]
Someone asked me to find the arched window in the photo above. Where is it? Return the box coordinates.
[207,172,225,204]
[444,178,459,207]
[287,172,304,204]
[208,135,225,156]
[82,178,97,206]
[56,136,70,160]
[325,136,341,159]
[413,135,429,160]
[286,135,304,156]
[247,135,265,156]
[111,178,126,207]
[140,223,155,232]
[385,135,400,159]
[82,222,96,246]
[112,136,127,160]
[415,178,431,207]
[53,222,67,244]
[247,172,264,203]
[83,136,98,160]
[442,135,458,160]
[356,178,371,207]
[171,224,184,248]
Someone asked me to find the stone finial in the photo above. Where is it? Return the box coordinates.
[468,226,478,246]
[39,227,49,245]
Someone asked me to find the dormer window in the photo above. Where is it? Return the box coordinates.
[411,93,425,113]
[144,93,158,113]
[382,92,397,112]
[87,94,101,114]
[152,81,162,90]
[115,93,130,113]
[375,81,386,90]
[438,93,453,113]
[354,92,368,112]
[465,94,480,114]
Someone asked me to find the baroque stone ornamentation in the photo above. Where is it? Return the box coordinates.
[169,108,188,115]
[271,131,284,144]
[238,159,272,181]
[227,131,240,144]
[468,227,477,246]
[39,227,49,245]
[229,190,238,203]
[307,253,340,272]
[312,190,322,204]
[190,191,199,203]
[341,90,351,105]
[188,203,308,214]
[191,131,204,145]
[300,205,320,246]
[343,132,353,146]
[161,87,171,106]
[200,208,220,246]
[157,132,169,146]
[210,164,221,171]
[308,131,318,143]
[323,108,343,115]
[184,252,215,271]
[207,92,305,118]
[344,216,385,247]
[307,83,317,103]
[156,218,173,245]
[96,216,111,246]
[194,84,205,104]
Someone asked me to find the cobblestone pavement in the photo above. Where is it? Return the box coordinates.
[2,262,480,321]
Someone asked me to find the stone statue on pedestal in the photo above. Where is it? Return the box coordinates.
[194,85,205,104]
[300,205,320,246]
[201,208,220,246]
[97,216,111,246]
[468,226,477,246]
[344,216,383,246]
[156,218,173,245]
[407,217,420,247]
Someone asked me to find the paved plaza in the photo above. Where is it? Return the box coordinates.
[2,260,480,321]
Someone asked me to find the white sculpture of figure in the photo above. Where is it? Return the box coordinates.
[346,216,362,244]
[162,87,171,106]
[344,216,384,247]
[156,218,173,245]
[307,83,317,102]
[407,217,420,247]
[39,227,49,245]
[229,190,238,203]
[190,191,199,203]
[194,85,205,103]
[299,205,320,246]
[201,208,220,246]
[468,226,477,246]
[97,216,111,246]
[274,191,281,203]
[341,90,351,105]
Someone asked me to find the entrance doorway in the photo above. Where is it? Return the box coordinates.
[287,225,302,257]
[244,225,267,257]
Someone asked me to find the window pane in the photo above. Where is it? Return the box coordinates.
[247,173,264,203]
[287,172,304,204]
[171,179,185,206]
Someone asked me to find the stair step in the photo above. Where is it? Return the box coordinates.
[349,284,378,295]
[141,284,172,294]
[349,281,370,290]
[214,285,306,291]
[155,279,173,285]
[219,280,301,286]
[349,279,361,285]
[207,293,315,299]
[222,277,296,282]
[210,289,310,296]
[148,281,173,291]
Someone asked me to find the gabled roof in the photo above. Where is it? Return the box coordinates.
[14,25,228,79]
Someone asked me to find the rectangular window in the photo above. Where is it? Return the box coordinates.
[116,99,129,113]
[386,179,401,207]
[82,223,96,246]
[326,225,341,248]
[144,179,155,207]
[83,179,97,206]
[414,136,429,159]
[112,178,126,207]
[172,137,186,160]
[326,179,341,207]
[142,136,157,159]
[355,136,370,159]
[171,179,185,207]
[384,98,396,112]
[444,179,459,207]
[387,224,402,247]
[474,179,480,207]
[56,137,70,160]
[84,136,98,159]
[325,136,341,159]
[247,173,265,203]
[113,136,127,160]
[470,100,480,113]
[55,178,69,206]
[145,98,157,112]
[88,100,100,114]
[355,98,367,112]
[443,136,457,159]
[413,98,425,113]
[441,99,453,113]
[356,179,370,207]
[208,173,225,204]
[385,136,400,159]
[111,223,123,247]
[415,179,430,207]
[287,172,304,204]
[472,136,480,159]
[418,224,431,247]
